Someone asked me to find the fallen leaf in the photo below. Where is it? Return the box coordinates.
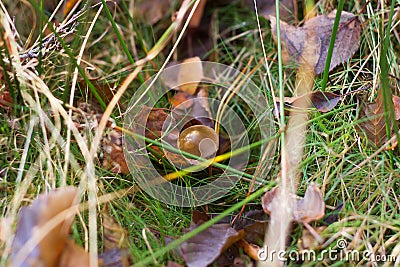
[357,92,388,147]
[78,78,117,107]
[310,91,341,112]
[179,212,245,267]
[58,240,90,267]
[99,248,130,267]
[357,93,400,147]
[294,183,325,224]
[232,209,268,245]
[275,91,341,116]
[261,186,281,216]
[71,101,130,174]
[102,212,129,250]
[179,224,244,267]
[269,10,361,74]
[11,187,78,267]
[177,57,204,95]
[262,183,325,224]
[188,0,207,28]
[100,210,131,266]
[62,0,80,16]
[171,90,214,129]
[236,239,260,262]
[191,210,210,225]
[214,243,244,267]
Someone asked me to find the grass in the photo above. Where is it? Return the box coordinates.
[0,0,400,266]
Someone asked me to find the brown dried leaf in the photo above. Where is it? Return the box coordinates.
[172,89,214,129]
[236,239,260,262]
[357,92,387,147]
[261,186,281,216]
[293,183,325,224]
[310,91,341,112]
[269,10,361,74]
[189,0,207,28]
[191,210,210,225]
[11,187,78,267]
[275,91,341,114]
[0,91,12,110]
[58,240,90,267]
[102,212,129,250]
[100,210,131,266]
[178,57,204,95]
[232,209,268,245]
[99,248,131,267]
[262,183,325,224]
[179,222,245,267]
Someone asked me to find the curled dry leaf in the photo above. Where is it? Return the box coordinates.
[236,239,260,262]
[11,187,78,267]
[269,10,361,74]
[293,183,325,224]
[179,211,245,267]
[179,223,245,267]
[274,91,341,117]
[308,91,341,112]
[262,183,325,224]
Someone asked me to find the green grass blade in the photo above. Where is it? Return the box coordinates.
[320,0,345,91]
[380,0,399,152]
